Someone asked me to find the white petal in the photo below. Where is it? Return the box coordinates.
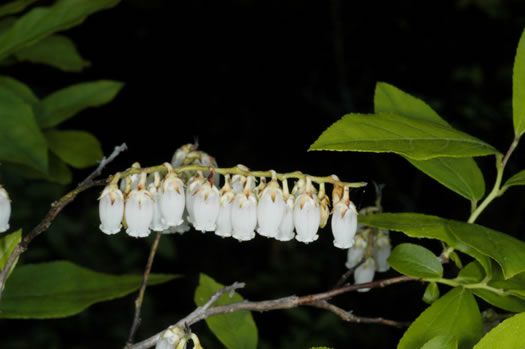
[125,190,153,238]
[345,236,367,269]
[99,188,124,235]
[216,200,233,238]
[0,188,10,233]
[331,203,358,249]
[276,197,295,241]
[231,194,257,241]
[354,258,376,292]
[373,235,391,272]
[149,186,168,232]
[256,189,285,238]
[159,180,185,227]
[192,184,220,232]
[293,194,320,243]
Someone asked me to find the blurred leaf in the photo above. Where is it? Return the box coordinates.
[0,86,47,172]
[398,287,482,349]
[502,170,525,189]
[513,28,525,137]
[0,0,120,60]
[37,80,124,128]
[14,34,91,71]
[474,312,525,348]
[423,282,440,304]
[0,0,39,18]
[0,229,21,281]
[0,260,179,318]
[45,129,103,168]
[388,243,443,278]
[194,273,258,349]
[359,213,492,274]
[0,75,37,105]
[6,152,72,184]
[309,113,499,160]
[421,335,458,349]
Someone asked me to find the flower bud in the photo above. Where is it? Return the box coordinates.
[276,179,295,241]
[0,185,11,233]
[156,326,185,349]
[215,175,234,238]
[331,186,358,249]
[125,172,154,238]
[318,183,331,229]
[257,172,285,238]
[192,180,220,232]
[354,257,376,292]
[373,230,391,272]
[231,176,257,241]
[98,175,124,235]
[345,234,367,269]
[293,177,320,243]
[159,164,186,227]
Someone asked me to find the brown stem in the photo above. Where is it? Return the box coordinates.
[125,230,163,347]
[501,137,520,169]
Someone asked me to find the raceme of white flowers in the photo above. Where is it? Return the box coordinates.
[98,164,361,249]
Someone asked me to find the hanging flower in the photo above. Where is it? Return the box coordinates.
[276,179,295,241]
[345,234,367,269]
[373,230,391,272]
[185,172,206,225]
[257,171,285,238]
[293,176,320,243]
[318,183,331,229]
[155,326,185,349]
[0,185,11,233]
[354,257,376,293]
[125,172,154,238]
[216,175,234,238]
[192,177,220,232]
[148,172,168,232]
[331,186,358,249]
[159,163,185,227]
[231,176,257,241]
[98,174,124,235]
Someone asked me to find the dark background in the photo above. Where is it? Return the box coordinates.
[3,0,525,348]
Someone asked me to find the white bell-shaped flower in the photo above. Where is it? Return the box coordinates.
[215,175,234,238]
[192,179,220,232]
[354,257,376,293]
[231,170,255,194]
[231,176,257,241]
[165,215,191,234]
[276,179,295,241]
[373,230,391,272]
[156,326,185,349]
[293,176,320,243]
[125,172,154,238]
[148,174,168,232]
[257,172,285,238]
[0,185,11,233]
[331,186,358,249]
[119,162,141,193]
[159,163,185,227]
[345,234,367,269]
[98,175,124,235]
[185,172,205,225]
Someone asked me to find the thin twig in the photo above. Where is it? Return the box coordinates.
[130,275,414,349]
[125,230,163,347]
[80,143,128,186]
[0,144,127,297]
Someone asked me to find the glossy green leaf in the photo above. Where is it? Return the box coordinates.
[6,152,72,184]
[474,312,525,349]
[15,34,91,71]
[502,170,525,190]
[0,86,47,172]
[398,287,482,349]
[388,243,443,278]
[421,335,458,349]
[37,80,124,128]
[194,273,258,349]
[359,213,492,273]
[374,82,485,200]
[0,260,179,318]
[0,229,21,280]
[309,113,498,160]
[423,282,440,304]
[0,0,120,60]
[45,130,103,169]
[0,0,39,18]
[513,29,525,137]
[0,75,38,105]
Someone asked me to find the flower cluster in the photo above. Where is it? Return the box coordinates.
[98,163,361,249]
[0,185,11,233]
[345,227,392,292]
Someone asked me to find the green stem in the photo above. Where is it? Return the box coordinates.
[468,154,504,224]
[430,277,508,296]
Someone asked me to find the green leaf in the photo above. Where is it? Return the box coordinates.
[194,273,258,349]
[0,229,21,280]
[421,335,458,349]
[0,0,39,18]
[0,260,179,318]
[0,86,47,172]
[45,130,103,169]
[406,157,485,201]
[6,152,72,184]
[502,170,525,190]
[398,287,482,349]
[37,80,124,128]
[513,29,525,137]
[14,34,91,71]
[358,213,492,273]
[388,243,443,278]
[309,113,499,160]
[474,312,525,348]
[0,75,38,105]
[423,282,440,304]
[0,0,120,60]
